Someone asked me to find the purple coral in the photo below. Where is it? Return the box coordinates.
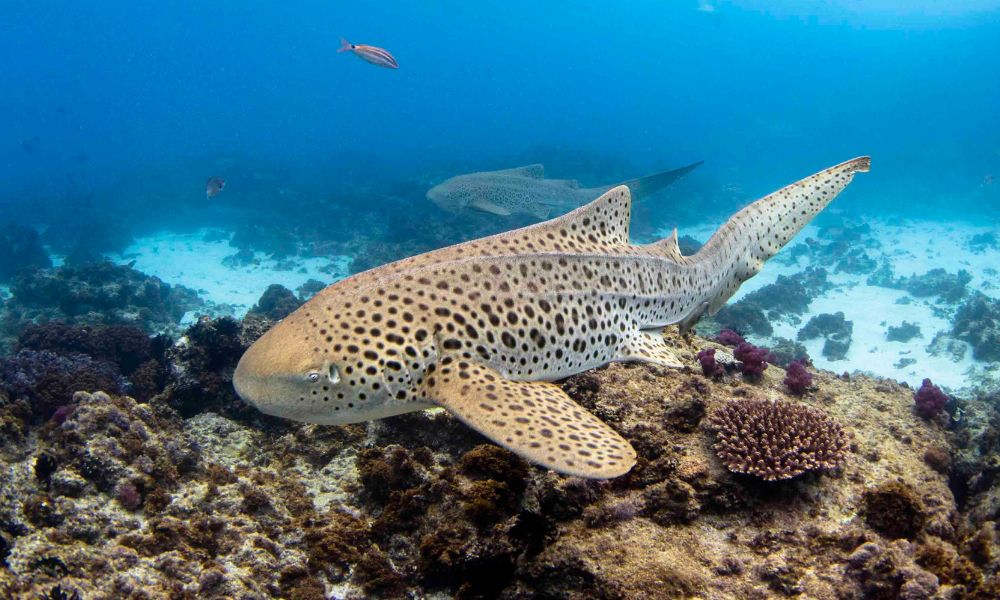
[914,378,948,420]
[783,360,813,395]
[697,348,724,379]
[733,342,769,379]
[715,329,746,347]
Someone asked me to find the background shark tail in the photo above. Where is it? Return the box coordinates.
[622,160,703,200]
[692,156,870,316]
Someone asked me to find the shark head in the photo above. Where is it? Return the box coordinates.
[426,174,481,213]
[233,303,429,425]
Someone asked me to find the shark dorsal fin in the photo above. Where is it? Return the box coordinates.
[643,227,683,261]
[533,184,632,246]
[345,186,634,286]
[495,164,544,179]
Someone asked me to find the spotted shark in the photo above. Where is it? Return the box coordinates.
[234,157,870,479]
[426,161,703,219]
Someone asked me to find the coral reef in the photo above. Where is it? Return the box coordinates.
[0,327,992,598]
[0,224,51,283]
[966,231,998,254]
[952,292,1000,362]
[1,262,202,339]
[870,265,973,304]
[709,398,847,480]
[798,311,854,361]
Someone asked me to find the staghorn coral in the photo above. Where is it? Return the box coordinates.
[709,398,848,480]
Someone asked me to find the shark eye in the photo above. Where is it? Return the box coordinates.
[328,365,341,384]
[306,372,321,383]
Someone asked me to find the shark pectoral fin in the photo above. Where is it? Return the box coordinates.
[470,198,513,216]
[420,358,636,479]
[616,330,685,368]
[529,205,552,219]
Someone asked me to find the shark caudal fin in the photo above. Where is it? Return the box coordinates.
[693,156,870,316]
[621,160,703,200]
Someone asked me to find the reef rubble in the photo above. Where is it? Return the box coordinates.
[1,318,995,599]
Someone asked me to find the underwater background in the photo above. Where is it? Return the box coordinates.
[3,1,1000,599]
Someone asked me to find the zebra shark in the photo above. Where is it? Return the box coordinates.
[233,157,870,479]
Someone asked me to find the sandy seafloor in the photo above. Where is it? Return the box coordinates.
[72,220,997,394]
[669,218,1000,393]
[96,229,352,322]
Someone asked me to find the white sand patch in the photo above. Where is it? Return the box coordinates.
[657,219,1000,392]
[106,229,352,319]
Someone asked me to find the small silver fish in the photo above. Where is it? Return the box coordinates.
[206,176,226,198]
[338,38,398,69]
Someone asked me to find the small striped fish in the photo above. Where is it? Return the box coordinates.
[338,38,398,69]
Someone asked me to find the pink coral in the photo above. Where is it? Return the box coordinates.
[715,329,746,347]
[733,342,769,379]
[914,378,948,420]
[783,360,813,395]
[697,348,724,379]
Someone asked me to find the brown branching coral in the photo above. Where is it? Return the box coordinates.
[709,398,848,480]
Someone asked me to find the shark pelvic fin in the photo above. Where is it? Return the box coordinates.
[615,330,685,368]
[420,357,636,478]
[470,198,513,216]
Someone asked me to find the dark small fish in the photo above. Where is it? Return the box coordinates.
[338,38,398,69]
[206,176,226,198]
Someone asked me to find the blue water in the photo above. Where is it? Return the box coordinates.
[3,1,998,228]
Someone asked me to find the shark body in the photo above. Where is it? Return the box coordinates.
[426,161,702,219]
[234,157,870,479]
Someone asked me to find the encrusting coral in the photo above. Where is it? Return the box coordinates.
[709,398,848,480]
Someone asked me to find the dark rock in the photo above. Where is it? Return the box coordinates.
[714,303,773,338]
[247,284,302,320]
[798,312,853,361]
[887,322,922,343]
[5,261,202,334]
[861,481,926,540]
[296,279,327,301]
[952,292,1000,362]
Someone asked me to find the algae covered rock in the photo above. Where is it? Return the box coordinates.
[0,329,994,598]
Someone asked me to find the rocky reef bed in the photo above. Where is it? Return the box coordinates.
[1,316,998,599]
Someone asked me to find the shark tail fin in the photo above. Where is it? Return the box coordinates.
[622,161,703,200]
[693,156,870,316]
[338,38,352,53]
